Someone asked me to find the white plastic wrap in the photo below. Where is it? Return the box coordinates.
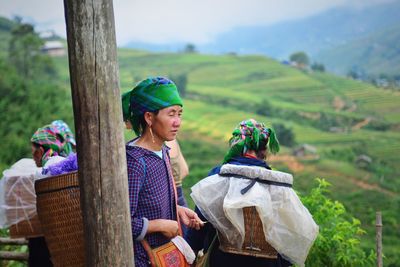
[0,158,42,228]
[191,164,318,266]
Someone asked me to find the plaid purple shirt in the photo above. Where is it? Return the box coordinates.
[126,141,177,267]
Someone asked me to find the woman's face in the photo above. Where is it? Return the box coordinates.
[31,143,44,167]
[151,105,182,142]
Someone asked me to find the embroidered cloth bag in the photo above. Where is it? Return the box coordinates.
[142,239,190,267]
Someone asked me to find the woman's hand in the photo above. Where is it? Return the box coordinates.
[148,219,179,239]
[178,206,204,230]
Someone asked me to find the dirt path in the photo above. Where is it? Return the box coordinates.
[352,117,372,131]
[269,155,305,172]
[346,174,396,197]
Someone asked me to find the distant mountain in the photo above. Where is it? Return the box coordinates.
[198,0,400,60]
[315,25,400,76]
[123,1,400,76]
[124,41,186,53]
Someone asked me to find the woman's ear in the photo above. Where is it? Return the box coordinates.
[144,112,154,127]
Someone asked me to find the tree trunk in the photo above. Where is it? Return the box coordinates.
[63,0,134,266]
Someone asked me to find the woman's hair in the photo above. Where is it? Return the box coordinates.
[255,139,268,160]
[223,119,279,163]
[32,142,41,149]
[137,110,159,135]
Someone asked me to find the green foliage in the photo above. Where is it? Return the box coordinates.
[289,51,310,66]
[245,71,279,81]
[0,59,72,168]
[0,225,27,267]
[311,62,325,72]
[9,19,57,80]
[183,43,197,53]
[255,99,274,117]
[301,178,376,266]
[8,21,43,78]
[179,133,227,208]
[0,17,16,59]
[0,21,73,172]
[169,73,188,97]
[347,68,364,80]
[323,147,356,163]
[272,122,296,147]
[0,17,14,31]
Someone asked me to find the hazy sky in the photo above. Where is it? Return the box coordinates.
[0,0,393,46]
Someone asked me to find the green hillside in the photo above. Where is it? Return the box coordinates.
[113,49,400,265]
[54,49,397,264]
[317,25,400,76]
[1,15,399,265]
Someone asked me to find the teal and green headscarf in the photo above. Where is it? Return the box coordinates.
[51,120,76,147]
[122,76,183,135]
[223,119,280,163]
[31,121,75,166]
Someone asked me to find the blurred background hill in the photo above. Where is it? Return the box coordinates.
[126,0,400,79]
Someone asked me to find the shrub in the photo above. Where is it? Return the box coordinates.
[272,123,296,147]
[255,99,274,117]
[289,51,310,66]
[300,178,376,266]
[169,73,188,97]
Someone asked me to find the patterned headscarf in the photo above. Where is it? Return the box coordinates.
[51,120,76,147]
[122,76,183,135]
[31,121,76,166]
[223,119,280,163]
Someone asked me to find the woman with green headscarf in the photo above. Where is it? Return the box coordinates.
[187,119,318,267]
[123,77,202,267]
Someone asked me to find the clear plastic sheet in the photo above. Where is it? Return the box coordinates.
[191,164,318,266]
[0,158,42,228]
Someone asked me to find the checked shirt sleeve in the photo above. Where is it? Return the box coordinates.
[127,156,147,240]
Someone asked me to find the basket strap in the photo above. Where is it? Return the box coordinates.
[163,149,183,236]
[141,239,157,267]
[219,173,292,195]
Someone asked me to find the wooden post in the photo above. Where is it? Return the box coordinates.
[0,238,29,261]
[0,238,28,245]
[0,251,29,261]
[376,211,383,267]
[63,0,134,266]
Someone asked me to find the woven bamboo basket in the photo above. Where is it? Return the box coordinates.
[218,206,278,258]
[9,215,43,238]
[35,171,85,267]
